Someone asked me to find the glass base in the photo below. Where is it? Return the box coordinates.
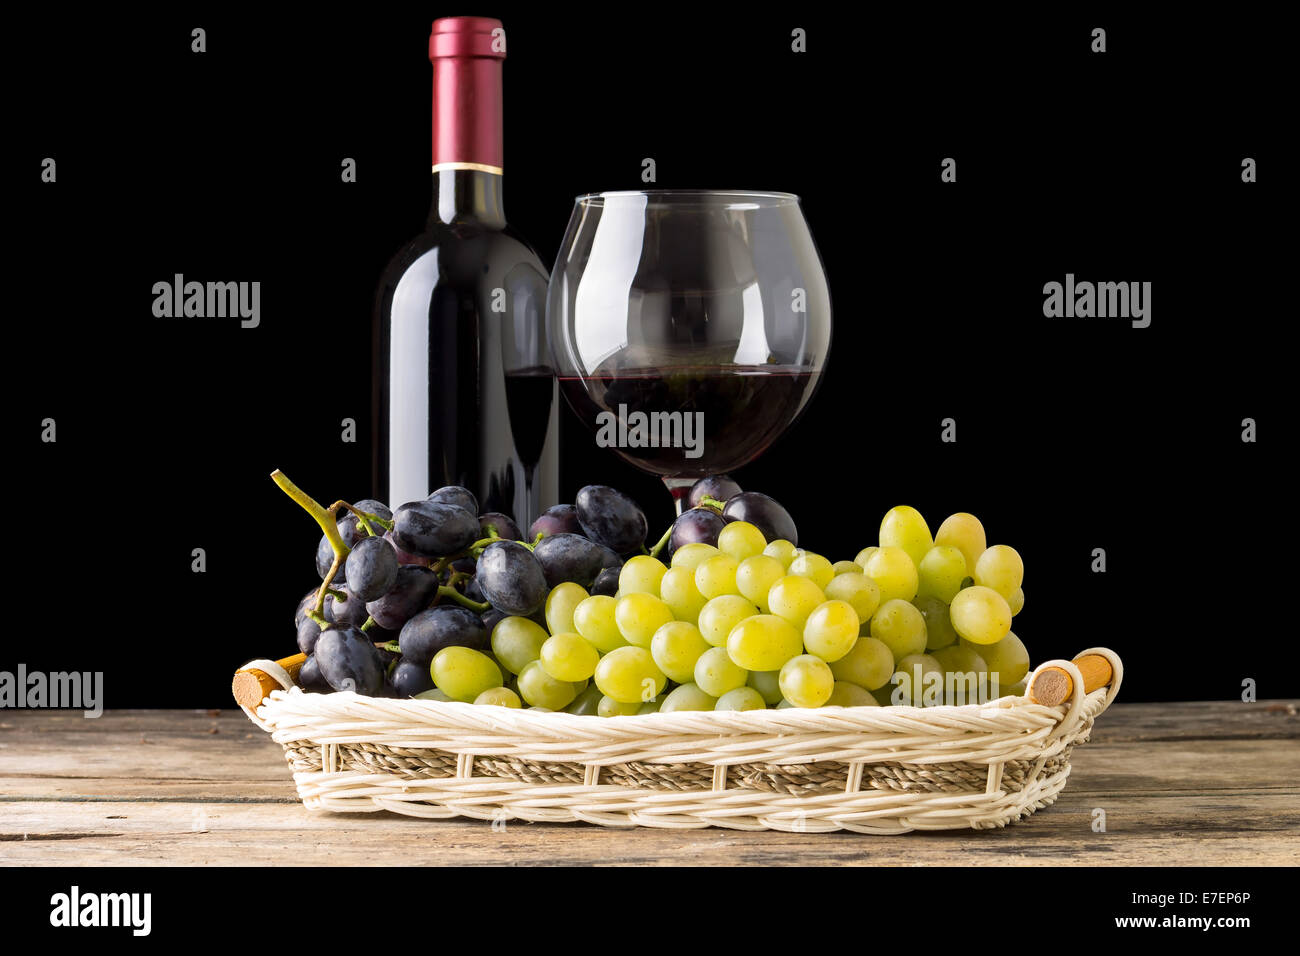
[662,477,694,516]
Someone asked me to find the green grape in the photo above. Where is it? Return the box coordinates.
[572,595,628,652]
[660,683,717,712]
[862,546,919,603]
[916,545,968,603]
[718,520,767,560]
[776,699,797,709]
[474,686,522,708]
[913,594,958,650]
[974,545,1024,601]
[593,646,667,703]
[854,546,879,570]
[802,600,860,662]
[694,645,748,697]
[870,598,927,660]
[892,652,943,706]
[659,566,707,623]
[597,695,642,717]
[695,553,740,600]
[949,586,1012,645]
[934,643,989,705]
[767,574,826,628]
[871,684,895,707]
[735,554,787,612]
[826,681,879,707]
[971,630,1030,686]
[727,614,804,672]
[824,572,881,623]
[490,616,549,675]
[829,636,894,691]
[619,555,668,596]
[637,695,666,714]
[697,594,760,647]
[789,550,834,589]
[779,654,834,708]
[831,560,862,576]
[671,542,719,570]
[539,632,600,682]
[1002,679,1028,699]
[747,669,784,705]
[564,682,605,715]
[879,505,933,568]
[517,659,578,709]
[650,620,711,684]
[934,512,988,578]
[545,582,589,638]
[432,646,503,702]
[1008,586,1025,617]
[763,539,797,569]
[715,687,767,711]
[615,592,675,648]
[415,688,454,702]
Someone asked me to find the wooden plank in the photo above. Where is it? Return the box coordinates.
[1087,700,1298,742]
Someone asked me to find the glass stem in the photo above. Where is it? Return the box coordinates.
[662,477,694,516]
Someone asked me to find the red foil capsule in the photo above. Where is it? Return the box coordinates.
[429,16,506,172]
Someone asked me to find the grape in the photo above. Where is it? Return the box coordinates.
[789,550,834,589]
[934,512,988,576]
[722,492,797,546]
[694,553,740,600]
[532,533,610,589]
[727,614,804,671]
[478,512,522,543]
[294,587,319,628]
[427,485,478,516]
[619,555,668,595]
[389,660,437,699]
[913,594,958,650]
[297,615,322,656]
[564,682,604,715]
[481,607,505,636]
[572,595,627,652]
[916,545,967,603]
[669,542,719,570]
[747,669,784,705]
[589,567,621,597]
[415,687,454,702]
[476,540,549,616]
[383,530,429,567]
[698,594,760,647]
[637,694,667,714]
[660,683,717,713]
[763,539,798,569]
[529,503,582,539]
[826,681,879,707]
[324,587,371,628]
[935,642,988,675]
[862,546,919,603]
[316,532,347,584]
[803,600,860,662]
[593,647,666,704]
[870,598,927,660]
[854,546,878,570]
[461,574,486,605]
[694,646,748,697]
[823,572,881,623]
[351,499,393,523]
[1008,587,1025,617]
[391,500,479,558]
[949,586,1012,645]
[315,626,384,696]
[687,475,742,512]
[598,695,642,717]
[892,653,943,706]
[475,686,522,708]
[974,545,1024,601]
[971,631,1030,686]
[544,581,588,636]
[575,485,648,553]
[614,593,675,648]
[715,687,767,711]
[767,574,826,629]
[871,685,895,707]
[649,621,711,684]
[540,632,600,682]
[879,505,933,568]
[779,655,834,708]
[516,659,578,709]
[659,566,707,623]
[776,699,797,709]
[735,554,786,612]
[431,646,502,702]
[489,616,549,674]
[668,508,727,555]
[365,565,439,630]
[297,654,330,693]
[399,605,488,666]
[831,560,861,576]
[717,521,767,560]
[934,644,988,705]
[342,536,400,602]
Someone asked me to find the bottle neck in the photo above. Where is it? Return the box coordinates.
[428,168,505,228]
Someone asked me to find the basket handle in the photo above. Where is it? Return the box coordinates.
[232,653,304,711]
[1027,648,1122,709]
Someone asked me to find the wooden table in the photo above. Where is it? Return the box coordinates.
[2,701,1296,865]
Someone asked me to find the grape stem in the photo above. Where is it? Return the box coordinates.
[325,588,347,601]
[360,616,376,633]
[699,495,727,512]
[648,523,674,559]
[306,609,330,627]
[271,469,352,617]
[328,500,395,536]
[435,585,489,613]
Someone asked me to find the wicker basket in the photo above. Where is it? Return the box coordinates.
[234,646,1122,833]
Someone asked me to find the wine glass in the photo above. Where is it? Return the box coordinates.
[547,190,831,513]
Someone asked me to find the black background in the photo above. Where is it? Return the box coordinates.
[11,6,1290,706]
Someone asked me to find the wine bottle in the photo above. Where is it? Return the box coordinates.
[373,16,558,525]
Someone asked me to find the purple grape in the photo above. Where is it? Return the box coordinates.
[722,492,797,546]
[532,533,609,589]
[688,475,742,512]
[296,615,322,656]
[389,660,436,699]
[529,504,582,539]
[478,512,522,542]
[428,486,478,516]
[294,586,319,628]
[315,626,384,696]
[590,567,621,597]
[481,608,505,638]
[399,606,488,666]
[325,587,371,628]
[575,485,647,553]
[391,500,479,557]
[345,536,400,602]
[298,654,330,693]
[315,532,347,584]
[476,540,548,616]
[365,565,439,631]
[668,508,727,556]
[384,530,429,567]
